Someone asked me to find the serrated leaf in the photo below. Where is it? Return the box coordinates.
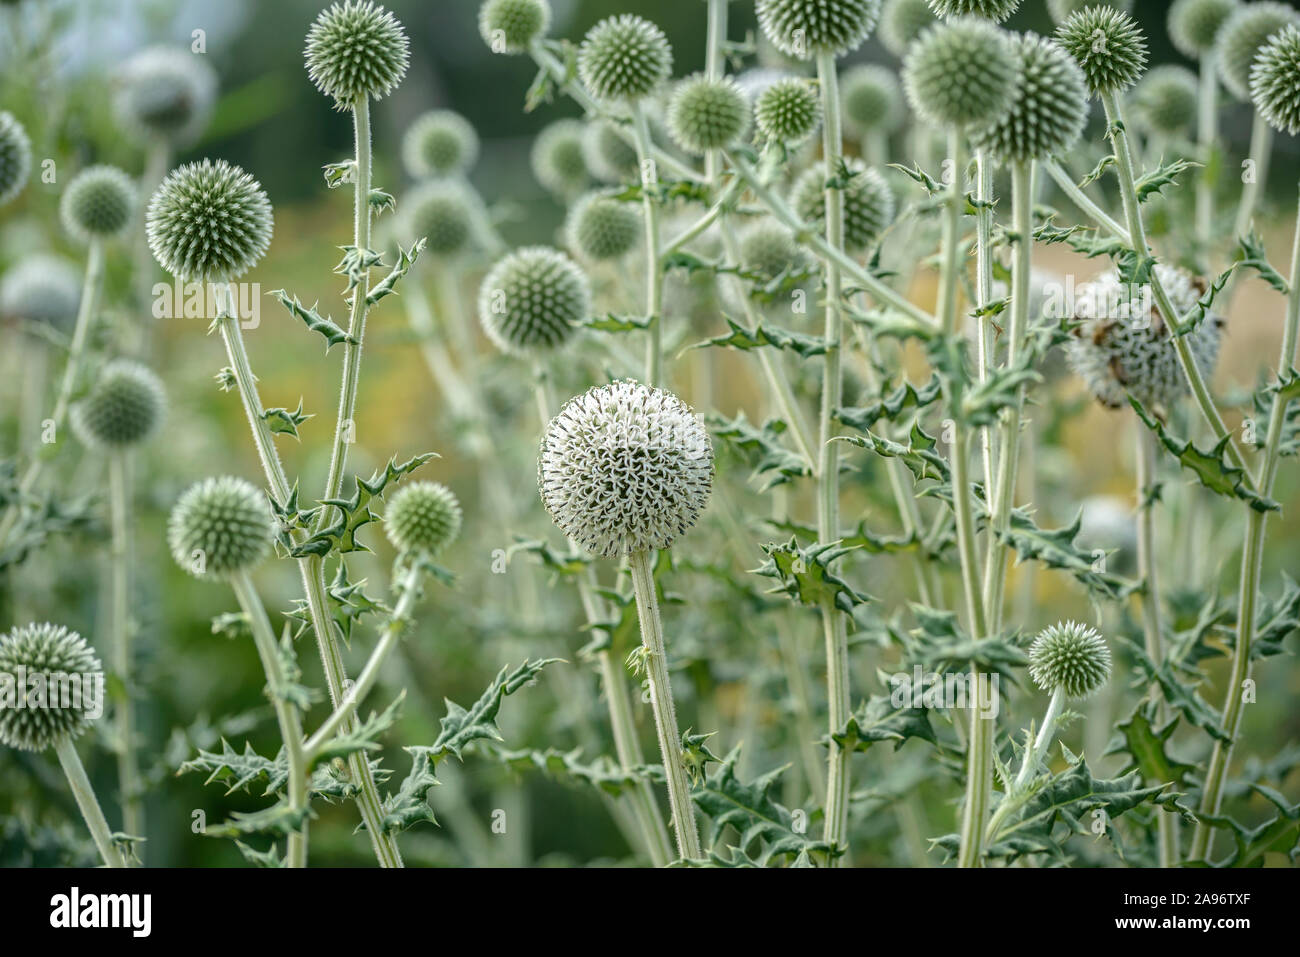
[309,693,405,768]
[268,289,354,351]
[426,658,560,765]
[1124,638,1230,742]
[489,747,661,798]
[581,312,653,332]
[178,739,288,796]
[293,452,436,558]
[709,411,811,490]
[368,188,395,216]
[262,399,313,439]
[834,421,949,485]
[687,315,827,358]
[994,508,1140,601]
[1108,705,1195,789]
[836,375,943,433]
[322,160,356,188]
[366,238,426,306]
[1197,786,1300,867]
[752,537,872,614]
[831,695,936,752]
[1135,157,1198,203]
[1234,232,1289,294]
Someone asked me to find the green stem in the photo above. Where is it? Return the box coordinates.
[662,177,740,256]
[54,736,126,868]
[1195,49,1219,261]
[974,150,998,496]
[628,103,663,386]
[108,452,142,847]
[984,686,1064,845]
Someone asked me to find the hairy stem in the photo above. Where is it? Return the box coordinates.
[974,150,998,495]
[55,736,126,868]
[108,452,142,847]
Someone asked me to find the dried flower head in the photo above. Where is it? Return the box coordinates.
[385,481,462,556]
[879,0,937,57]
[168,476,274,581]
[566,190,640,261]
[841,64,905,135]
[578,15,673,103]
[1133,65,1200,138]
[582,120,641,183]
[903,18,1019,129]
[1055,5,1148,96]
[147,159,273,281]
[667,74,751,154]
[0,111,30,206]
[1028,620,1112,699]
[478,0,551,54]
[927,0,1021,23]
[72,360,166,450]
[756,0,884,60]
[0,254,80,330]
[1168,0,1241,59]
[304,0,409,108]
[478,246,590,356]
[401,110,479,180]
[539,381,713,558]
[0,623,103,751]
[790,159,896,252]
[61,166,135,243]
[1217,2,1300,101]
[402,178,487,256]
[1251,24,1300,134]
[531,119,590,197]
[114,46,218,146]
[1047,0,1133,26]
[753,77,822,145]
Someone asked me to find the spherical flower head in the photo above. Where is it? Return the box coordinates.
[1169,0,1241,59]
[1065,264,1223,411]
[0,623,102,751]
[1217,2,1300,101]
[114,46,218,146]
[970,34,1088,166]
[385,481,462,556]
[790,160,896,252]
[0,254,80,330]
[578,15,673,103]
[1028,620,1112,699]
[739,218,807,279]
[305,0,409,108]
[667,75,751,154]
[1252,25,1300,134]
[880,0,936,57]
[754,77,822,145]
[479,0,551,55]
[903,18,1018,130]
[72,360,165,450]
[60,166,135,243]
[1047,0,1133,26]
[841,64,904,136]
[756,0,883,60]
[926,0,1021,23]
[0,111,32,206]
[401,110,479,180]
[538,381,714,558]
[1055,5,1148,96]
[478,246,590,356]
[146,159,273,282]
[566,190,640,262]
[168,476,274,581]
[1133,65,1199,138]
[531,119,590,197]
[582,120,640,183]
[402,179,487,256]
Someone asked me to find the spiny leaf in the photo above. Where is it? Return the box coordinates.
[178,739,288,796]
[234,841,284,868]
[262,399,312,440]
[1134,157,1198,203]
[489,747,661,799]
[426,658,560,765]
[322,160,356,188]
[903,604,1027,682]
[830,695,936,752]
[687,315,827,359]
[993,508,1140,602]
[834,421,949,485]
[268,289,354,351]
[366,238,426,306]
[1249,367,1300,459]
[334,245,383,292]
[1195,786,1300,868]
[709,411,811,490]
[1079,154,1116,188]
[580,312,653,333]
[507,537,594,577]
[836,375,943,433]
[293,452,436,558]
[1107,704,1195,789]
[1233,232,1289,295]
[887,162,946,196]
[752,537,872,614]
[368,188,395,216]
[309,693,405,768]
[1124,639,1230,742]
[203,800,311,840]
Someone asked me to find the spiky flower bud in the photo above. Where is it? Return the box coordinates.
[478,0,551,55]
[970,34,1087,166]
[385,481,462,556]
[531,119,590,197]
[0,254,80,330]
[1028,620,1112,699]
[1047,0,1132,26]
[60,166,135,243]
[1133,65,1199,138]
[566,191,640,261]
[754,77,822,145]
[401,110,479,180]
[1217,2,1299,101]
[114,46,218,146]
[146,159,273,281]
[841,64,905,136]
[1065,264,1223,411]
[72,360,165,450]
[478,246,590,356]
[304,0,409,108]
[1252,25,1300,135]
[790,160,896,252]
[903,19,1018,129]
[1168,0,1241,59]
[578,15,673,103]
[880,0,936,56]
[1055,5,1148,96]
[582,120,640,184]
[667,75,751,154]
[402,178,487,256]
[927,0,1021,23]
[739,218,807,279]
[0,110,32,206]
[168,476,274,581]
[0,623,102,751]
[538,381,713,558]
[756,0,883,60]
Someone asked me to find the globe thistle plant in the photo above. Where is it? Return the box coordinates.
[902,18,1019,130]
[1168,0,1241,59]
[879,0,935,57]
[114,46,218,147]
[60,166,135,244]
[1055,6,1148,97]
[753,77,822,146]
[1132,65,1200,139]
[478,0,551,54]
[146,159,273,282]
[578,15,673,103]
[304,0,409,108]
[72,360,166,450]
[667,75,751,154]
[1029,620,1113,699]
[0,110,32,206]
[566,190,641,261]
[0,254,81,330]
[1252,25,1300,135]
[168,476,274,581]
[401,110,480,180]
[1047,0,1133,26]
[756,0,883,60]
[531,118,591,197]
[582,120,640,183]
[738,218,808,280]
[927,0,1021,23]
[385,481,462,557]
[790,160,896,252]
[841,65,905,137]
[478,246,590,356]
[402,178,486,256]
[1217,2,1300,101]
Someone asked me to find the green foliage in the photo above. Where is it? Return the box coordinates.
[753,538,872,614]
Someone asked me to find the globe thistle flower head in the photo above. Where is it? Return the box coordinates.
[841,64,905,136]
[531,119,589,197]
[566,190,640,262]
[385,481,462,556]
[790,159,896,252]
[0,254,80,330]
[578,15,673,103]
[903,18,1019,129]
[0,110,32,206]
[401,110,479,180]
[72,360,165,450]
[970,34,1088,166]
[0,623,102,751]
[1065,264,1223,411]
[114,46,218,146]
[1168,0,1241,59]
[168,476,274,581]
[582,120,640,183]
[1251,25,1300,134]
[926,0,1022,23]
[479,0,551,54]
[1133,66,1199,139]
[146,159,273,282]
[1047,0,1133,26]
[60,166,135,243]
[402,178,486,256]
[879,0,936,57]
[478,246,590,356]
[667,75,751,154]
[754,77,822,145]
[1217,2,1300,101]
[756,0,884,60]
[1055,5,1148,96]
[1028,620,1112,699]
[538,381,714,558]
[304,0,409,108]
[739,218,807,279]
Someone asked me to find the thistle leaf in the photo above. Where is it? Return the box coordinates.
[366,238,426,306]
[686,315,827,359]
[752,537,872,614]
[268,289,354,351]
